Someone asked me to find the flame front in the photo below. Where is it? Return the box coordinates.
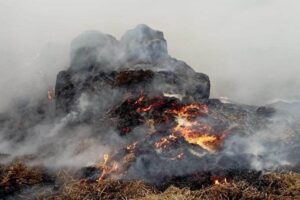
[169,103,224,152]
[173,118,223,152]
[95,95,231,181]
[97,154,119,181]
[124,95,226,153]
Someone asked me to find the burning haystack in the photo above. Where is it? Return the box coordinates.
[0,24,300,199]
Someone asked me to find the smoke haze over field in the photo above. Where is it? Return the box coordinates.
[0,2,300,188]
[1,0,300,111]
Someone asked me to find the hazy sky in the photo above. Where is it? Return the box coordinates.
[1,0,300,111]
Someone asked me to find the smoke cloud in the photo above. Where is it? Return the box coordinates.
[1,0,300,110]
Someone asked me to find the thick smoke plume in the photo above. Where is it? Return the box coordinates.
[1,0,300,109]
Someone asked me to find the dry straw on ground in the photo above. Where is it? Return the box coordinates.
[1,162,300,200]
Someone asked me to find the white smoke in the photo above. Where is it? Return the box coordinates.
[1,0,300,110]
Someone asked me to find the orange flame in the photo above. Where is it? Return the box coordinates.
[97,154,119,181]
[103,154,109,165]
[126,142,138,152]
[134,95,145,104]
[47,88,55,101]
[212,177,229,185]
[137,104,154,112]
[135,96,166,113]
[129,96,226,153]
[154,135,177,149]
[214,179,221,185]
[168,104,224,152]
[170,152,184,160]
[174,121,223,152]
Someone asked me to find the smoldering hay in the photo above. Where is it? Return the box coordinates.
[0,24,300,185]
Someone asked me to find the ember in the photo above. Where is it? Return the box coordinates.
[126,142,138,152]
[154,135,177,149]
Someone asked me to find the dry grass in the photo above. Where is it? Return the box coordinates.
[40,180,157,200]
[0,161,53,197]
[1,162,300,200]
[139,172,300,200]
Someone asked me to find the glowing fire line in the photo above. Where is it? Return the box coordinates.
[132,95,226,153]
[168,104,224,152]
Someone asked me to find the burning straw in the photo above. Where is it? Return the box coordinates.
[1,161,299,200]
